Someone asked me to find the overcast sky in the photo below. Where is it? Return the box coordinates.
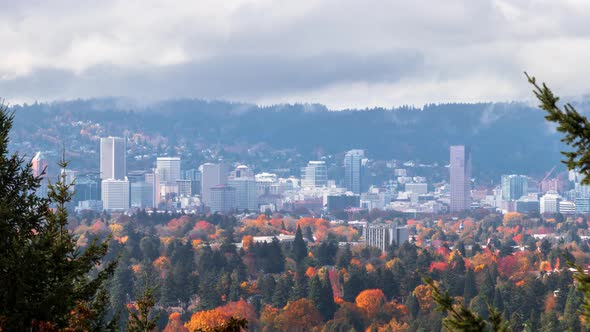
[1,0,590,109]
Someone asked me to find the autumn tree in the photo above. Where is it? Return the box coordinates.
[127,284,159,332]
[275,298,322,331]
[0,102,116,330]
[163,312,189,332]
[355,289,386,321]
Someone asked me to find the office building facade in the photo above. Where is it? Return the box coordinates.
[364,223,409,252]
[201,163,229,206]
[101,178,130,211]
[450,145,471,212]
[301,161,328,188]
[209,185,236,213]
[501,174,529,201]
[100,137,126,180]
[228,165,258,211]
[344,149,364,194]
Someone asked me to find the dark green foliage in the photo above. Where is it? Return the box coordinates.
[272,274,292,308]
[509,312,523,332]
[463,268,477,305]
[492,289,504,314]
[426,278,509,332]
[292,225,308,264]
[526,72,590,184]
[127,283,160,332]
[336,244,352,269]
[343,265,367,302]
[0,103,115,329]
[315,237,339,266]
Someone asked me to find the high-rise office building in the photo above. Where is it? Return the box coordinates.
[450,145,471,212]
[145,170,160,208]
[101,178,130,211]
[209,185,236,213]
[156,157,181,185]
[228,165,258,211]
[130,181,154,209]
[177,180,193,197]
[301,161,328,188]
[344,149,364,194]
[73,173,101,204]
[540,191,562,214]
[182,169,202,195]
[201,163,229,206]
[501,175,528,201]
[32,151,47,177]
[100,137,126,180]
[576,197,590,214]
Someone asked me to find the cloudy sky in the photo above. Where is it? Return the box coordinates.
[1,0,590,109]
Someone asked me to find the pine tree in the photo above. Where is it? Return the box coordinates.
[308,275,323,316]
[321,272,337,320]
[127,283,159,332]
[292,225,308,264]
[336,244,352,269]
[463,268,476,305]
[509,311,523,332]
[0,103,116,330]
[493,288,504,313]
[272,274,292,308]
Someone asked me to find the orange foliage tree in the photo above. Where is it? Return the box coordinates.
[185,300,257,331]
[163,312,188,332]
[275,299,322,331]
[355,289,386,319]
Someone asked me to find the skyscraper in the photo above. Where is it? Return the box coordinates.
[32,151,48,198]
[156,157,181,185]
[145,169,160,208]
[450,145,471,212]
[209,185,236,213]
[31,151,47,178]
[501,174,528,201]
[344,149,364,194]
[200,163,229,206]
[301,161,328,188]
[228,165,258,211]
[100,137,126,180]
[101,178,130,211]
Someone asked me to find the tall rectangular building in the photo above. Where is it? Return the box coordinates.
[145,170,160,208]
[101,178,130,211]
[100,137,126,180]
[200,163,229,206]
[501,175,528,201]
[130,181,154,209]
[156,157,181,185]
[344,149,364,194]
[228,165,258,211]
[32,151,47,178]
[209,185,236,214]
[301,161,328,188]
[450,145,471,212]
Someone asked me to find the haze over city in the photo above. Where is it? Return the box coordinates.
[3,1,590,331]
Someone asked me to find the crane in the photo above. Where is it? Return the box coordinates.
[538,165,557,191]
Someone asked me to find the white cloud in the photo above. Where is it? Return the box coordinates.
[0,0,589,108]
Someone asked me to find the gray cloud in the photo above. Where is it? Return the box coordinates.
[1,0,590,108]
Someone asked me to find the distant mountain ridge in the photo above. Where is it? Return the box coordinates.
[9,98,573,180]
